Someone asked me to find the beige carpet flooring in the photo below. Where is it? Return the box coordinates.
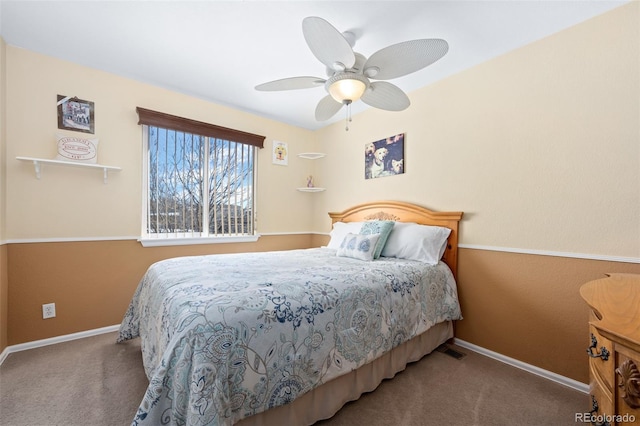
[0,331,588,426]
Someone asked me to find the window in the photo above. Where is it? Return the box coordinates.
[137,108,265,246]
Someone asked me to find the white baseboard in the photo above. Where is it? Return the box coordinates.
[454,338,589,394]
[0,324,120,366]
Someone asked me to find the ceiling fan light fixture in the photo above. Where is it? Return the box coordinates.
[326,73,369,103]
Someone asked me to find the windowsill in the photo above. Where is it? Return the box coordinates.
[138,234,261,247]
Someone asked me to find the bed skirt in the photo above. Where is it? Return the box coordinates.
[236,320,453,426]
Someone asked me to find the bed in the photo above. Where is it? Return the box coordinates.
[117,200,463,426]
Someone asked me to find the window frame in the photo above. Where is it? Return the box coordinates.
[136,108,265,247]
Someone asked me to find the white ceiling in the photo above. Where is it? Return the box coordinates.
[0,0,629,130]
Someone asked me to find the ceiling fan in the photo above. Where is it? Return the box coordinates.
[255,17,449,129]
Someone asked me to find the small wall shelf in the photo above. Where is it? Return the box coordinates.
[298,153,325,192]
[297,152,326,160]
[297,187,326,192]
[16,156,122,184]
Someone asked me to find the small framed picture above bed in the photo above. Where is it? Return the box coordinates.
[364,132,404,179]
[57,95,95,134]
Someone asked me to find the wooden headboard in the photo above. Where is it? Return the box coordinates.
[328,201,463,278]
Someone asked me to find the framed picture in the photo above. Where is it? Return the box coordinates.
[57,95,95,134]
[365,133,405,179]
[272,140,288,166]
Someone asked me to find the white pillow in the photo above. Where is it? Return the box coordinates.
[336,233,381,261]
[381,222,451,265]
[326,221,364,249]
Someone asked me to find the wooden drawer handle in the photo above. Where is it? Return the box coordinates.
[587,333,610,361]
[616,359,640,409]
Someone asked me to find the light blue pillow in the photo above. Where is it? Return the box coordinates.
[336,233,381,261]
[359,220,395,259]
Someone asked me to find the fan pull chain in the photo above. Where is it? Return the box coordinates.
[345,100,352,131]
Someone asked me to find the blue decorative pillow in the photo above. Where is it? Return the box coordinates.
[336,233,381,261]
[359,220,395,259]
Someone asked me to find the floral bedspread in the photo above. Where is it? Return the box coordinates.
[117,247,462,426]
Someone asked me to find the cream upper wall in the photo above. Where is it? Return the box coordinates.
[5,47,319,240]
[4,3,638,257]
[313,3,639,259]
[1,37,6,242]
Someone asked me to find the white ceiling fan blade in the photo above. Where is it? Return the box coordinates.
[303,17,355,72]
[315,95,343,121]
[255,76,325,91]
[364,39,449,80]
[361,82,410,111]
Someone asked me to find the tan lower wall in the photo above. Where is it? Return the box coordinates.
[456,248,640,384]
[0,244,8,352]
[6,236,640,385]
[6,235,314,345]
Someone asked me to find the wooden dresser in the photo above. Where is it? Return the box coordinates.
[580,273,640,425]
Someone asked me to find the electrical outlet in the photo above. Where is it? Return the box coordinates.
[42,303,56,319]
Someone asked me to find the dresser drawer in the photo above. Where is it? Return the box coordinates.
[589,325,614,393]
[590,373,614,421]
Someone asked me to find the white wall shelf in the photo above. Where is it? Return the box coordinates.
[297,187,326,192]
[16,156,122,184]
[298,152,326,192]
[297,152,326,160]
